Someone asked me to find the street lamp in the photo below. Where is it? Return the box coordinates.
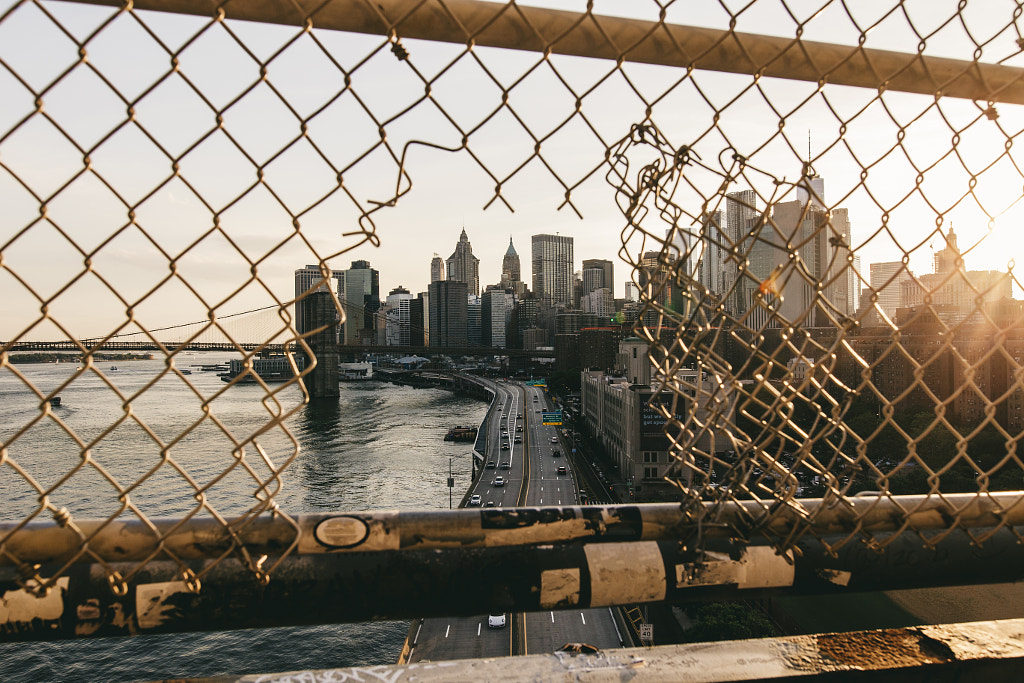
[448,457,455,509]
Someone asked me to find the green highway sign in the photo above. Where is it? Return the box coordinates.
[542,410,563,425]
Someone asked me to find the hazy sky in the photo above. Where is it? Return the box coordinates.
[2,0,1023,341]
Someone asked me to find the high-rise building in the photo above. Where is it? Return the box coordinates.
[482,287,513,348]
[502,236,521,283]
[532,234,573,309]
[384,285,413,345]
[467,294,482,348]
[338,260,380,344]
[428,280,469,347]
[697,210,727,302]
[430,254,444,283]
[447,228,480,296]
[624,282,639,302]
[294,264,338,335]
[410,294,426,346]
[581,258,614,300]
[868,261,911,323]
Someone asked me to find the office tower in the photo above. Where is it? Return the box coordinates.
[725,189,761,317]
[430,254,444,283]
[385,285,413,345]
[338,260,380,344]
[482,287,514,348]
[502,236,521,282]
[697,210,726,301]
[410,294,426,346]
[532,233,573,309]
[428,280,469,347]
[581,258,614,297]
[467,295,482,347]
[294,264,338,335]
[625,282,639,302]
[447,228,480,296]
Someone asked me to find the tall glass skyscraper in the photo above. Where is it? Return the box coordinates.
[531,234,573,309]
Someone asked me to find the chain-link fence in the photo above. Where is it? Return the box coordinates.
[3,0,1024,640]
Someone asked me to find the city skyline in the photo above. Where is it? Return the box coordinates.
[2,1,1023,343]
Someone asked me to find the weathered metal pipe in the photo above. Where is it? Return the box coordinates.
[73,0,1024,104]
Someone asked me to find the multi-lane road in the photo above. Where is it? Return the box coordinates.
[406,381,625,662]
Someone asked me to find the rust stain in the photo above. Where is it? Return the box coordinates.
[817,629,956,669]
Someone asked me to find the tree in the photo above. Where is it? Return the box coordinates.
[683,601,776,643]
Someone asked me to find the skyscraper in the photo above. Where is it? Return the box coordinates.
[430,254,444,283]
[338,260,380,344]
[532,234,573,309]
[502,236,521,283]
[428,280,469,347]
[581,258,614,297]
[384,285,413,345]
[447,228,480,296]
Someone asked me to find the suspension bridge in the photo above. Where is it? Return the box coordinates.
[2,305,554,358]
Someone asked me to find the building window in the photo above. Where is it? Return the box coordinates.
[643,451,658,463]
[644,466,659,479]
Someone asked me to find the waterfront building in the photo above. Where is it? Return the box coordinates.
[447,228,481,296]
[428,280,469,347]
[294,264,338,336]
[338,260,381,345]
[532,233,574,309]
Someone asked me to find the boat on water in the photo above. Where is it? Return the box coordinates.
[180,369,192,375]
[109,366,118,371]
[444,426,477,442]
[339,361,374,381]
[49,397,62,407]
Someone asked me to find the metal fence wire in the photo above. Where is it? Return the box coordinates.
[3,0,1024,618]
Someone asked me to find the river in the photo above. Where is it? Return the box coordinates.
[0,353,487,682]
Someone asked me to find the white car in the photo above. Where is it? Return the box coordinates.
[493,476,505,487]
[488,613,506,628]
[469,494,482,506]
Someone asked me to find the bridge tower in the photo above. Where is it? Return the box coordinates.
[301,291,340,398]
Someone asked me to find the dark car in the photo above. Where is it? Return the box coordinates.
[500,461,511,469]
[557,465,566,475]
[486,460,496,469]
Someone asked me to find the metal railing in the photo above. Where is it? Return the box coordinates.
[3,0,1024,658]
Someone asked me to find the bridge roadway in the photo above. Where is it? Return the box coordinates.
[405,382,624,663]
[5,341,554,357]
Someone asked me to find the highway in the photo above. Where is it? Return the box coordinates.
[406,381,625,662]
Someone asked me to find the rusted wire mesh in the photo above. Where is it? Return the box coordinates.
[2,0,1024,599]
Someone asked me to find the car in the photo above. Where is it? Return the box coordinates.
[557,465,566,475]
[516,425,522,432]
[493,476,505,487]
[501,443,510,450]
[518,414,522,418]
[469,494,482,506]
[500,461,511,469]
[488,613,506,628]
[486,460,496,468]
[552,449,561,457]
[485,501,495,507]
[579,490,588,502]
[514,436,522,443]
[550,437,558,443]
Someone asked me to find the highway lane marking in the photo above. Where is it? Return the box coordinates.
[445,624,451,638]
[550,612,555,623]
[477,623,481,636]
[580,612,586,624]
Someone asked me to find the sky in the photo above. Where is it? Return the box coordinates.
[2,0,1024,342]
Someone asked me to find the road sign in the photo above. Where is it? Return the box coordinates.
[639,624,653,640]
[542,411,562,425]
